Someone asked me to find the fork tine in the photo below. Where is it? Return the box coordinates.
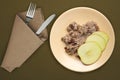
[25,2,36,24]
[26,2,36,18]
[30,3,36,17]
[29,3,34,14]
[26,2,32,16]
[28,3,34,16]
[32,3,36,17]
[29,3,34,16]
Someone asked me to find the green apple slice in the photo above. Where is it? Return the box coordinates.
[78,42,101,65]
[93,31,109,44]
[86,34,106,51]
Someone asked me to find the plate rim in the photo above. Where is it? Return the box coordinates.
[50,7,115,72]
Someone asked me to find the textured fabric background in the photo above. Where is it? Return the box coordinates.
[0,0,119,80]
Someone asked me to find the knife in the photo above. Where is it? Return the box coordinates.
[36,14,56,35]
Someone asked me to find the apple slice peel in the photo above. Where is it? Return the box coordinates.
[77,31,109,65]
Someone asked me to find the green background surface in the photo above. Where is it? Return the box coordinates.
[0,0,120,80]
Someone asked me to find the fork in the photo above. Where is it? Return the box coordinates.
[25,2,36,23]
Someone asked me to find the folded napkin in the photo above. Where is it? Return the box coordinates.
[1,8,48,72]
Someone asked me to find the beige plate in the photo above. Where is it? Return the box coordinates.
[50,7,115,72]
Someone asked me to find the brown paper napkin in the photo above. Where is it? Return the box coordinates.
[1,8,48,72]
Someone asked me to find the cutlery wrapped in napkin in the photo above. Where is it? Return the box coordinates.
[1,8,48,72]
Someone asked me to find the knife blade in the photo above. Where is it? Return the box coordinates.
[36,14,56,35]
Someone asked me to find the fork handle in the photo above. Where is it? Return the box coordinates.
[25,17,32,24]
[25,17,36,32]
